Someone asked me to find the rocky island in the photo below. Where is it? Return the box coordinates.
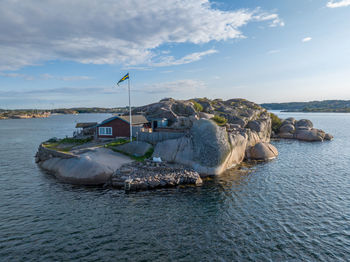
[0,110,51,119]
[35,98,333,191]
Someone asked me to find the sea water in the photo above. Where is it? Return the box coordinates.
[0,112,349,261]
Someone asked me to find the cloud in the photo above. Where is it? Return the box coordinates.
[302,37,312,42]
[136,79,206,94]
[0,86,117,98]
[151,49,218,67]
[0,0,283,70]
[0,72,34,80]
[327,0,350,8]
[40,74,92,81]
[0,72,92,81]
[0,79,205,99]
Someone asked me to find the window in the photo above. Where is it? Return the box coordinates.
[99,127,112,136]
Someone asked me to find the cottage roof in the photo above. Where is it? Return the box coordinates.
[118,115,149,125]
[75,122,97,128]
[98,115,148,126]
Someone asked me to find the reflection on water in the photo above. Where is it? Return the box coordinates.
[0,113,349,261]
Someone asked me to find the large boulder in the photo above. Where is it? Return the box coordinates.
[279,124,295,134]
[295,119,313,129]
[295,129,324,142]
[153,119,250,175]
[171,115,198,129]
[246,142,278,161]
[39,148,133,185]
[191,119,231,167]
[246,118,271,142]
[282,117,296,126]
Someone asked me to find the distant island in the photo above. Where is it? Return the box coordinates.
[261,100,350,112]
[0,107,130,120]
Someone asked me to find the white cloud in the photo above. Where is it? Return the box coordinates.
[302,37,312,42]
[0,72,34,80]
[0,0,283,71]
[152,49,218,67]
[327,0,350,8]
[40,74,92,81]
[137,79,206,94]
[0,72,92,81]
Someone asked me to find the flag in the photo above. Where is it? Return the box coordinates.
[117,73,129,86]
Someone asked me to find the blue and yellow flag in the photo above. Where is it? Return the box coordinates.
[117,73,129,86]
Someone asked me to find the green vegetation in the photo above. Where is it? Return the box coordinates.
[191,100,204,112]
[59,137,92,144]
[104,138,130,148]
[43,137,92,152]
[211,115,227,126]
[261,100,350,113]
[270,113,282,133]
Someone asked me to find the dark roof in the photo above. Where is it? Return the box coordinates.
[98,115,148,126]
[75,122,97,128]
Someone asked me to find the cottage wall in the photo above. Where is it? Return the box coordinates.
[98,118,130,138]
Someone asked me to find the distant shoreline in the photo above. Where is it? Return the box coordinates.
[0,107,130,120]
[261,100,350,113]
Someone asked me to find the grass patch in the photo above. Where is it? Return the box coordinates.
[211,115,227,126]
[109,147,154,162]
[190,100,204,112]
[104,138,130,148]
[59,137,93,144]
[43,137,93,152]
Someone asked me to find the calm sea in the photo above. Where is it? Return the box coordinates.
[0,113,349,261]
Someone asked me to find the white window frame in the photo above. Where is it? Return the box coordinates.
[99,127,113,136]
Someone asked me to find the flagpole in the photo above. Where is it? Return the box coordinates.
[128,72,132,142]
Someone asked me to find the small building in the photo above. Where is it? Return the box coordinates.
[96,115,149,139]
[74,122,97,137]
[150,118,168,130]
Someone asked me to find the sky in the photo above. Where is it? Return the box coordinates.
[0,0,349,109]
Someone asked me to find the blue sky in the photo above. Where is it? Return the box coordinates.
[0,0,349,109]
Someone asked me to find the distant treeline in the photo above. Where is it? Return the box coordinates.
[261,100,350,112]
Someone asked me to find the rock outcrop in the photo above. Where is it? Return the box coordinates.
[35,97,334,188]
[37,147,133,185]
[153,118,276,175]
[277,118,333,142]
[108,160,202,191]
[245,142,278,161]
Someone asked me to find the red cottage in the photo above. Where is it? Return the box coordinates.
[96,115,149,139]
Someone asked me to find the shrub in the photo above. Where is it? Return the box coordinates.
[191,100,204,112]
[59,137,92,144]
[270,113,282,133]
[211,115,227,126]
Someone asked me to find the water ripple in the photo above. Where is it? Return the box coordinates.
[0,113,350,261]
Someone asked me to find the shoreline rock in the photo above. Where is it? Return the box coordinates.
[276,118,333,142]
[107,160,202,191]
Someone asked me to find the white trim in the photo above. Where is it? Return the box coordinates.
[99,127,113,136]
